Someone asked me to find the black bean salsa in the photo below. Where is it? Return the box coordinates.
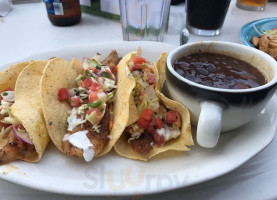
[173,52,266,89]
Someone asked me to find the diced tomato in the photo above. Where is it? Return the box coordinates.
[147,119,156,135]
[58,88,69,101]
[137,108,153,129]
[87,108,101,116]
[155,117,163,129]
[136,118,149,129]
[89,92,98,102]
[166,111,178,124]
[105,69,113,78]
[133,56,146,65]
[90,82,101,92]
[81,78,93,88]
[131,64,142,72]
[87,67,99,73]
[273,27,277,31]
[146,72,156,84]
[140,108,153,121]
[71,96,82,107]
[109,65,117,74]
[154,133,165,147]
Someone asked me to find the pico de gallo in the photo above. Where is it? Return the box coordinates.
[125,53,182,155]
[58,53,118,162]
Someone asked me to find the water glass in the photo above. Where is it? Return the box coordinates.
[119,0,171,41]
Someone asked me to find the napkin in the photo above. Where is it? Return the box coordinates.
[0,0,13,17]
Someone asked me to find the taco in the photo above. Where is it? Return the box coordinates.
[0,61,50,164]
[114,50,194,161]
[40,51,133,162]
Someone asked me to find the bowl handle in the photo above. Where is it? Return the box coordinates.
[197,101,223,148]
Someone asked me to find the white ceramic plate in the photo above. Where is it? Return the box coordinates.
[0,41,276,196]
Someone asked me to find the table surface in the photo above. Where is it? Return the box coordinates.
[1,1,277,199]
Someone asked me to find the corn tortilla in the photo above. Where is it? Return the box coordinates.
[114,53,194,161]
[40,58,83,153]
[0,61,30,149]
[11,60,50,162]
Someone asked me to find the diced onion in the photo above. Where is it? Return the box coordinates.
[69,88,76,97]
[82,57,90,70]
[132,70,142,77]
[97,92,107,101]
[98,77,105,85]
[91,72,99,79]
[1,91,14,102]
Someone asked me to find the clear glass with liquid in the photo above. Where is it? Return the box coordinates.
[119,0,171,41]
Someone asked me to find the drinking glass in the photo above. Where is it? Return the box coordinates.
[119,0,171,41]
[236,0,268,11]
[186,0,231,36]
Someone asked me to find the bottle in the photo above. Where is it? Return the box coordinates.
[44,0,81,26]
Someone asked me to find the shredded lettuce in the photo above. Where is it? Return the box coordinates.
[263,29,277,39]
[0,100,11,116]
[103,78,117,91]
[77,104,88,114]
[67,108,86,131]
[106,91,115,101]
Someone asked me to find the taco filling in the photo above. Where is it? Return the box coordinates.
[125,54,182,155]
[57,52,120,162]
[0,90,36,164]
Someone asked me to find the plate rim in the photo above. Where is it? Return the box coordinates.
[0,41,276,196]
[239,17,277,47]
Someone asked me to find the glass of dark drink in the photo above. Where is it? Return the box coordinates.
[186,0,231,36]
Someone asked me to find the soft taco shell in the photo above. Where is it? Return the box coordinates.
[114,53,194,161]
[7,61,49,162]
[0,61,30,152]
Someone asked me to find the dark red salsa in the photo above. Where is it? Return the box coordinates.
[173,52,266,89]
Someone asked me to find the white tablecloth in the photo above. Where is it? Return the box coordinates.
[1,1,277,199]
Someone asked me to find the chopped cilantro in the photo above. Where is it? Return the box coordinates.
[96,65,101,70]
[2,92,8,96]
[85,69,90,77]
[102,71,111,78]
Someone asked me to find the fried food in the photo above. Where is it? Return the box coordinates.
[250,28,277,60]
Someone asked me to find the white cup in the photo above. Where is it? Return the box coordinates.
[166,41,277,148]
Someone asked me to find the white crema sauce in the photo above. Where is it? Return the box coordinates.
[156,126,180,141]
[63,130,95,162]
